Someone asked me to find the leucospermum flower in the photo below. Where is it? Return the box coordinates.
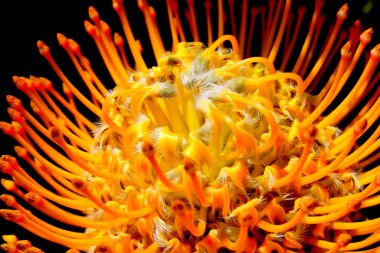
[0,0,379,252]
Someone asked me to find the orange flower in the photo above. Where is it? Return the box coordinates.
[1,0,379,252]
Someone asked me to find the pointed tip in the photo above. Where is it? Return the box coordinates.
[337,3,349,20]
[360,27,373,45]
[57,33,69,49]
[88,6,100,23]
[370,43,380,61]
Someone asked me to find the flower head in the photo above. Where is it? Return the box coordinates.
[1,0,379,252]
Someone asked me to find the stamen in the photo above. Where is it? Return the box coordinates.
[37,41,102,117]
[138,0,165,61]
[141,139,180,191]
[318,43,379,128]
[112,0,147,72]
[237,0,248,59]
[274,125,316,188]
[245,7,259,58]
[292,0,324,73]
[217,0,224,38]
[72,178,154,219]
[204,0,213,46]
[165,0,179,50]
[0,194,90,239]
[268,0,292,63]
[302,41,353,127]
[303,3,349,88]
[257,196,316,233]
[227,0,237,38]
[185,0,200,42]
[279,6,307,70]
[1,1,379,252]
[301,120,366,185]
[171,200,206,240]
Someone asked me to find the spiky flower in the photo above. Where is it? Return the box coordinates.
[0,0,379,252]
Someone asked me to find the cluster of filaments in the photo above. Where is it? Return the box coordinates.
[1,0,380,252]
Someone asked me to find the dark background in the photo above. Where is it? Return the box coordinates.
[0,0,379,252]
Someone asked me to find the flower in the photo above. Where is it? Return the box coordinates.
[0,0,379,252]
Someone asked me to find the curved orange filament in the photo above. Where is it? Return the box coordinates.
[72,179,154,219]
[139,0,165,61]
[112,0,147,72]
[301,121,365,185]
[291,0,324,73]
[141,139,180,191]
[268,0,292,63]
[172,200,206,240]
[37,41,102,117]
[303,4,348,88]
[166,0,179,50]
[274,125,315,188]
[238,0,248,59]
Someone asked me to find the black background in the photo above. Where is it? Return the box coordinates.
[0,0,379,252]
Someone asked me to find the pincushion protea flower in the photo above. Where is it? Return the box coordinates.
[0,0,379,252]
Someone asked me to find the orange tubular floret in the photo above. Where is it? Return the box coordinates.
[312,184,380,215]
[37,41,102,117]
[171,200,207,241]
[112,0,147,72]
[339,127,379,169]
[1,0,379,252]
[274,125,316,188]
[245,7,259,58]
[197,229,222,253]
[1,127,79,181]
[222,56,276,74]
[14,146,84,200]
[114,32,132,70]
[13,169,92,211]
[141,139,180,191]
[138,0,165,61]
[302,41,353,127]
[88,7,130,85]
[72,178,154,219]
[12,77,93,149]
[18,120,87,175]
[0,194,90,239]
[224,94,278,153]
[305,199,361,225]
[261,0,277,57]
[317,27,373,106]
[227,0,237,38]
[333,98,379,153]
[303,3,348,88]
[6,212,109,250]
[319,44,379,130]
[186,0,200,42]
[291,0,324,73]
[258,196,315,234]
[303,232,380,251]
[301,120,366,185]
[217,0,224,39]
[238,0,248,58]
[298,15,327,79]
[268,0,292,63]
[57,34,106,104]
[84,19,125,88]
[46,86,96,133]
[279,6,306,70]
[208,35,240,56]
[183,157,211,207]
[24,192,131,229]
[166,0,179,50]
[50,128,121,180]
